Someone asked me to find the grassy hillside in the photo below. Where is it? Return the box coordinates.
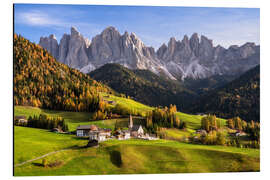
[15,102,226,132]
[188,65,260,122]
[14,128,259,176]
[100,92,153,113]
[15,105,145,131]
[89,63,196,109]
[14,126,87,165]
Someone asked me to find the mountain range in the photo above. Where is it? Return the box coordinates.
[39,26,260,81]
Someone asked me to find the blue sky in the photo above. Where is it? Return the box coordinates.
[14,4,260,49]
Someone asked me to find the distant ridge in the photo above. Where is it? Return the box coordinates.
[187,65,260,122]
[89,63,197,109]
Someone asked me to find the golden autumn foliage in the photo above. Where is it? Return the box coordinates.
[14,34,114,112]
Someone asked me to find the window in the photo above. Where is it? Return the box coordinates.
[77,130,84,136]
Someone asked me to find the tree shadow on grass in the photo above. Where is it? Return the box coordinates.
[71,136,89,141]
[32,162,43,167]
[109,150,122,168]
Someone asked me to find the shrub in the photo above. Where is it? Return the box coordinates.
[42,159,48,167]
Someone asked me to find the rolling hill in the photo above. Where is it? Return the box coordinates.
[89,63,197,110]
[14,126,259,176]
[187,65,260,122]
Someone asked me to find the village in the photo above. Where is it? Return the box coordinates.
[76,115,158,143]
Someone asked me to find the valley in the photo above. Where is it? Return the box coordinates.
[13,23,260,176]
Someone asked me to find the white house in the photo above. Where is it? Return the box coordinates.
[122,130,131,139]
[89,129,112,142]
[76,124,111,141]
[76,125,99,137]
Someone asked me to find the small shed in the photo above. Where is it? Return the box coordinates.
[14,116,28,125]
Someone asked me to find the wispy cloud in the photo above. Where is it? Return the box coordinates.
[15,9,103,42]
[14,4,259,48]
[16,10,66,27]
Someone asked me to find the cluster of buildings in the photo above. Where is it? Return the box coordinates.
[76,115,158,142]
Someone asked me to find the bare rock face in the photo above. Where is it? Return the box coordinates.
[41,27,92,69]
[87,27,176,79]
[157,33,259,80]
[39,27,259,81]
[189,33,200,57]
[39,34,59,59]
[58,33,70,63]
[64,27,89,68]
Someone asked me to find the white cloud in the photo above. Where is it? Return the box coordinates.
[15,10,103,42]
[16,10,66,27]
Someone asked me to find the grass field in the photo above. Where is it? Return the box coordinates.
[161,128,193,140]
[15,106,145,131]
[14,101,259,176]
[14,127,260,176]
[14,126,87,165]
[175,112,227,130]
[15,104,224,132]
[101,92,153,115]
[14,106,93,123]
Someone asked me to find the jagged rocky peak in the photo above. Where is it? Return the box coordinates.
[182,35,189,44]
[157,33,259,80]
[58,33,70,63]
[167,37,177,55]
[64,27,89,68]
[39,27,260,81]
[49,34,57,40]
[39,34,59,59]
[198,35,214,60]
[229,45,239,50]
[71,26,81,36]
[189,33,200,56]
[88,26,175,79]
[100,26,121,39]
[157,43,168,56]
[239,42,257,59]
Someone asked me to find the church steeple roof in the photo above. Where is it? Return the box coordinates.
[129,114,133,129]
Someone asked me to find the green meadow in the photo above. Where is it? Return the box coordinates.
[14,97,259,175]
[14,128,259,176]
[15,106,144,132]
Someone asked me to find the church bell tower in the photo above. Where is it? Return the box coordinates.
[129,114,133,129]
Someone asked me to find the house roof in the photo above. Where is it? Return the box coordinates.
[102,128,112,132]
[15,116,26,120]
[77,125,93,130]
[77,125,111,132]
[77,125,99,130]
[130,125,142,131]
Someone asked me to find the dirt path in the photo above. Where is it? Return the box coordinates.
[14,149,68,167]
